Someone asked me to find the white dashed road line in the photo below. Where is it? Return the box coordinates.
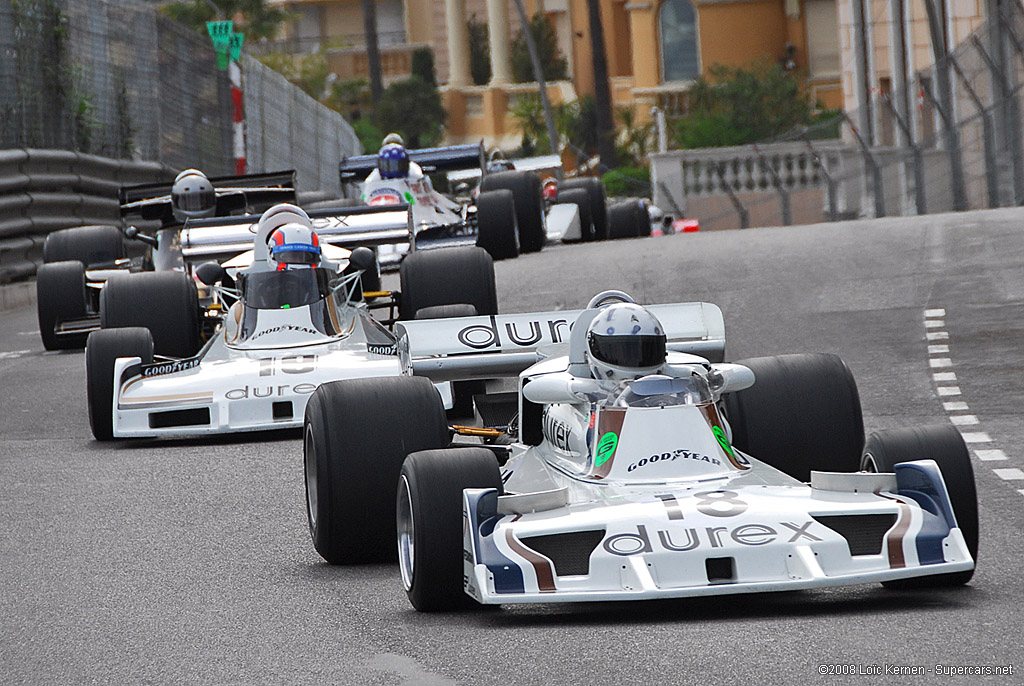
[924,308,1022,497]
[0,350,29,360]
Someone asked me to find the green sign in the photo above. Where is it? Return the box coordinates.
[206,21,244,69]
[594,432,618,467]
[228,32,244,62]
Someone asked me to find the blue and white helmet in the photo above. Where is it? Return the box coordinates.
[378,142,410,179]
[586,303,666,381]
[268,222,321,270]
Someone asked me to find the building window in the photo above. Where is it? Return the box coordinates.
[659,0,699,82]
[805,0,839,79]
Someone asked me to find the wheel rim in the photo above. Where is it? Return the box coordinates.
[397,474,415,592]
[304,424,318,531]
[862,451,879,473]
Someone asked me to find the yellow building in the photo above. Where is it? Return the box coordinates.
[268,0,843,149]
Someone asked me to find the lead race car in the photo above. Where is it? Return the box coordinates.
[85,202,499,440]
[303,293,978,610]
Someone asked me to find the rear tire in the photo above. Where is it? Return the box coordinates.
[555,188,594,242]
[43,225,126,267]
[36,260,90,350]
[862,425,978,587]
[723,353,864,481]
[398,447,502,611]
[414,303,483,419]
[101,271,201,359]
[304,376,450,564]
[475,189,520,260]
[608,200,648,239]
[86,327,153,441]
[559,177,607,241]
[399,246,497,321]
[480,171,545,253]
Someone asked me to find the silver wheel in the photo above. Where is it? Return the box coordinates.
[861,451,880,473]
[304,424,318,531]
[397,474,415,591]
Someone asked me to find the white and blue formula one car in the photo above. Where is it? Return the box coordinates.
[303,292,977,609]
[85,202,500,440]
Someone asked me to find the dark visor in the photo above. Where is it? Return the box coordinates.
[588,332,666,368]
[273,249,319,265]
[174,186,215,211]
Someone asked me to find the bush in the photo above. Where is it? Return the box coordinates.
[467,14,490,86]
[350,118,383,154]
[374,75,446,148]
[601,167,650,197]
[512,13,567,83]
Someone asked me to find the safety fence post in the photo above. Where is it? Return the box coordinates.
[949,54,1001,208]
[752,144,791,226]
[800,133,838,222]
[713,163,749,229]
[880,94,926,215]
[842,112,885,218]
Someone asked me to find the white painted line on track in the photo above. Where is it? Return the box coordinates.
[960,432,992,443]
[929,357,953,368]
[926,331,949,340]
[975,450,1008,461]
[934,372,957,382]
[992,468,1024,480]
[950,415,979,426]
[943,401,969,411]
[928,344,950,354]
[925,309,946,317]
[937,386,962,396]
[925,320,945,328]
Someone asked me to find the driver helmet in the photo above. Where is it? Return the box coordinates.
[378,142,409,179]
[486,149,515,173]
[586,303,667,382]
[171,169,215,221]
[382,132,405,147]
[542,177,558,201]
[268,222,321,271]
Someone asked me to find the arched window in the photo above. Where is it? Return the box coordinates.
[659,0,699,82]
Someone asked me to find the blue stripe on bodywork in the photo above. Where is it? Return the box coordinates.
[895,460,956,566]
[464,489,525,594]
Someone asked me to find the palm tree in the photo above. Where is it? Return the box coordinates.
[360,0,383,106]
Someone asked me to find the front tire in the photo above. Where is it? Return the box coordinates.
[862,425,978,587]
[86,327,153,441]
[558,177,607,241]
[43,225,126,267]
[36,260,89,350]
[304,376,450,564]
[101,271,201,358]
[398,447,502,611]
[723,353,864,481]
[555,188,594,242]
[480,171,545,253]
[475,189,520,260]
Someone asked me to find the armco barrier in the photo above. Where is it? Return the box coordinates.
[0,149,174,283]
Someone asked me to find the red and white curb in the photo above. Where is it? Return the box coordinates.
[924,308,1024,497]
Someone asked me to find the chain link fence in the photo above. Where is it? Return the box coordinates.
[652,8,1024,230]
[0,0,359,194]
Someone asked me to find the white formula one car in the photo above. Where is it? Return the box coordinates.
[84,203,499,440]
[303,292,977,609]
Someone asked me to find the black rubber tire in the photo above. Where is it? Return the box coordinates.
[480,171,545,253]
[559,177,608,241]
[862,425,978,587]
[399,246,497,321]
[86,327,153,441]
[398,447,502,611]
[304,376,450,564]
[100,271,201,359]
[723,353,864,482]
[43,225,126,268]
[475,189,520,260]
[607,200,649,239]
[412,303,484,419]
[36,260,90,350]
[555,188,594,242]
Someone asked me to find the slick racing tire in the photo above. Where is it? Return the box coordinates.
[480,171,545,253]
[36,260,90,351]
[475,189,520,261]
[559,177,608,241]
[554,188,594,243]
[101,271,201,359]
[862,425,978,587]
[723,353,864,482]
[398,447,503,611]
[415,303,484,420]
[304,376,450,564]
[608,200,649,239]
[43,225,126,268]
[399,246,497,321]
[86,327,153,441]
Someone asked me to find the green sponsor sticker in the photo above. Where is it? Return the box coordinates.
[713,426,736,459]
[403,191,415,204]
[595,432,618,466]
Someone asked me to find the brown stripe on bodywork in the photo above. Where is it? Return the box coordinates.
[505,518,556,592]
[880,495,912,568]
[700,403,750,470]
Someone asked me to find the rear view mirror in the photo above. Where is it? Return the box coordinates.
[196,261,227,286]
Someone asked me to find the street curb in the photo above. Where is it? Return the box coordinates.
[0,281,35,312]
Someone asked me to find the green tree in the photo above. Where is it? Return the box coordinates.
[257,51,329,98]
[374,75,446,148]
[411,47,436,87]
[467,14,490,86]
[162,0,291,41]
[675,60,814,148]
[614,106,653,166]
[512,13,567,83]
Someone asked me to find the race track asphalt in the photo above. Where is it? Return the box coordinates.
[1,208,1022,684]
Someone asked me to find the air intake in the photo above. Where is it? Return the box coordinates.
[149,407,211,429]
[812,514,898,556]
[519,529,605,576]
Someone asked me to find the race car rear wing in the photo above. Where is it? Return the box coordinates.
[179,204,413,265]
[120,170,298,226]
[339,143,485,183]
[396,302,726,382]
[447,154,562,185]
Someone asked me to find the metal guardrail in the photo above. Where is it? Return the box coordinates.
[0,148,174,283]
